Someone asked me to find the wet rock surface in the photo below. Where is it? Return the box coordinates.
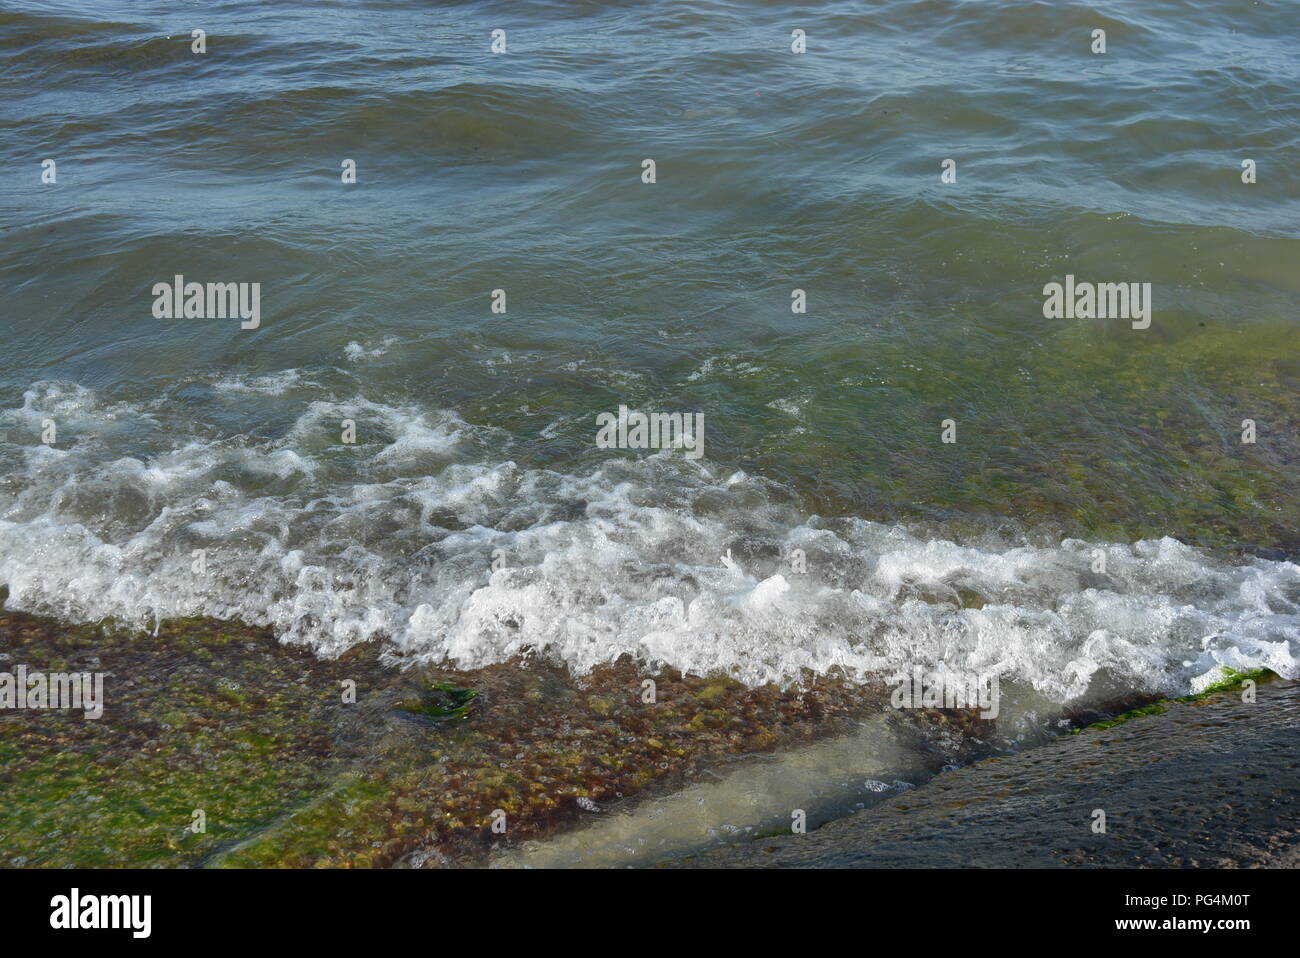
[670,679,1300,868]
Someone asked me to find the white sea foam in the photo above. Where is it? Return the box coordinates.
[1,382,1296,703]
[343,338,397,362]
[686,354,765,382]
[212,369,308,395]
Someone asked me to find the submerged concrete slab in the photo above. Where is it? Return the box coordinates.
[670,680,1300,868]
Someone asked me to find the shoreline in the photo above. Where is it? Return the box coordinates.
[2,605,1291,868]
[0,608,913,867]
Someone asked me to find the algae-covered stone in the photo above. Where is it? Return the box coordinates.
[0,609,893,868]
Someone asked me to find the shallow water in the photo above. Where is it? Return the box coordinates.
[2,0,1298,716]
[492,712,937,868]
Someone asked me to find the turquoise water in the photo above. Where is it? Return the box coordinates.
[2,0,1298,705]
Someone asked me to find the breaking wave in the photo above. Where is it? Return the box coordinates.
[1,381,1297,702]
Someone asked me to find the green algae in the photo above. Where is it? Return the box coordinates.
[1182,667,1274,701]
[1076,701,1169,733]
[398,682,478,722]
[0,609,889,868]
[1072,667,1276,735]
[211,774,396,869]
[0,611,389,868]
[716,318,1300,554]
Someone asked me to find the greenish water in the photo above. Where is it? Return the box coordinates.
[1,0,1298,706]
